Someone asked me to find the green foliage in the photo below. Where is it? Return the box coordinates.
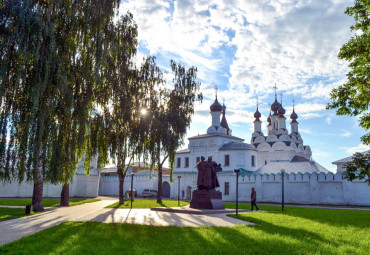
[143,60,202,202]
[327,0,370,145]
[343,151,370,185]
[0,0,120,208]
[105,199,189,208]
[1,207,369,254]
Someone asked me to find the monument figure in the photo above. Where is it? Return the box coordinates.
[196,156,211,190]
[190,157,224,209]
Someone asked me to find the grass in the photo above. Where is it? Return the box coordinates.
[106,198,190,208]
[224,202,279,211]
[0,205,369,254]
[0,208,39,222]
[0,198,100,207]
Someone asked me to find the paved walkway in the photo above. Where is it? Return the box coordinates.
[0,199,253,246]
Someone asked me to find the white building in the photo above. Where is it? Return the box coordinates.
[171,95,370,205]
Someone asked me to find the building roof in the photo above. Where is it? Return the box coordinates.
[257,160,329,174]
[219,142,256,151]
[332,150,370,164]
[188,133,244,141]
[176,148,190,154]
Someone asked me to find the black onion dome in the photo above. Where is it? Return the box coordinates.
[267,112,272,123]
[290,109,298,120]
[210,98,223,112]
[222,103,226,111]
[278,106,286,116]
[271,99,281,114]
[254,108,261,120]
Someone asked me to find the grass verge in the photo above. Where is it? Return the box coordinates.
[1,205,369,254]
[0,198,100,207]
[106,199,190,208]
[0,208,39,222]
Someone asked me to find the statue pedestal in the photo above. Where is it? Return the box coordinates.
[190,189,225,209]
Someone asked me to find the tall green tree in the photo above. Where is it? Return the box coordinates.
[327,0,370,145]
[0,0,120,211]
[93,15,161,205]
[146,61,202,203]
[327,0,370,183]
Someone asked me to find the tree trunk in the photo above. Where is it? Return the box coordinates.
[60,184,70,206]
[32,181,44,212]
[118,170,125,204]
[157,163,162,203]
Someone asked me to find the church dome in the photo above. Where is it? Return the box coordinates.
[278,106,286,116]
[210,98,222,112]
[271,99,281,114]
[254,108,261,120]
[267,112,271,123]
[290,109,298,120]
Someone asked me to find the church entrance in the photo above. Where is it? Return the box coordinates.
[186,186,192,200]
[162,181,170,198]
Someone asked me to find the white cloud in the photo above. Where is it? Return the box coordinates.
[299,128,313,134]
[340,144,370,155]
[325,129,352,137]
[325,117,331,125]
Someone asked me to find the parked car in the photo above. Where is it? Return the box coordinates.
[142,189,158,198]
[125,189,137,198]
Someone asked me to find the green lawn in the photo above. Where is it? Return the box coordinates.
[106,199,189,208]
[0,198,100,207]
[0,208,38,222]
[224,202,280,211]
[1,206,369,254]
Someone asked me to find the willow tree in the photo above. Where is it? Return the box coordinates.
[92,11,163,204]
[0,0,120,210]
[146,61,202,203]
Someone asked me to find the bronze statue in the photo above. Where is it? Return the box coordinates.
[196,156,221,190]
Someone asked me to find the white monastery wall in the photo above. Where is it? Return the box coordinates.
[98,174,174,198]
[172,172,370,206]
[0,173,99,198]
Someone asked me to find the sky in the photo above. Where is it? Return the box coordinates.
[119,0,369,172]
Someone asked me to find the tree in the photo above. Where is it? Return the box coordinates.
[93,16,161,205]
[343,151,370,185]
[146,61,202,203]
[327,0,370,145]
[0,0,120,210]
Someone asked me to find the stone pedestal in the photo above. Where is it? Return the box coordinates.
[190,189,224,209]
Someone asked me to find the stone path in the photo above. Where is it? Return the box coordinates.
[0,199,253,246]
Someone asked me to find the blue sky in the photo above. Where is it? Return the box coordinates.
[119,0,369,172]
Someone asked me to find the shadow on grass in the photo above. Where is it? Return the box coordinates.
[0,221,342,255]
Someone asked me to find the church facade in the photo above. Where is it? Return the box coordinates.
[174,94,328,177]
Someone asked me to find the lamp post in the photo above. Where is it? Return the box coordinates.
[280,169,285,211]
[234,169,240,216]
[130,172,134,209]
[177,176,181,206]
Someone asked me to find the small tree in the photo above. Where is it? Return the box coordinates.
[343,151,370,185]
[327,0,370,145]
